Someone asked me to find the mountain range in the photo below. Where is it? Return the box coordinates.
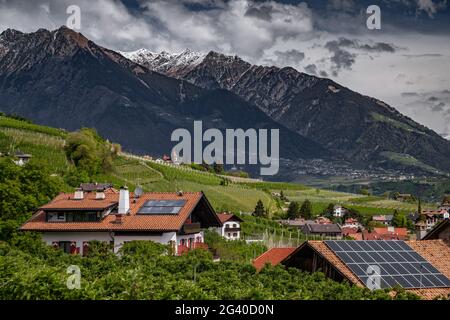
[1,26,450,179]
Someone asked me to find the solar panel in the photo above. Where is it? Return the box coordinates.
[143,200,186,207]
[324,240,450,290]
[137,199,186,215]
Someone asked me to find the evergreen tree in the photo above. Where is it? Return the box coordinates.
[287,201,300,219]
[253,200,265,218]
[300,199,313,219]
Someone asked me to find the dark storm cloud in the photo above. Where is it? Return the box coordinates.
[274,49,305,65]
[331,37,399,53]
[244,4,273,21]
[402,92,419,97]
[402,53,444,58]
[324,37,399,74]
[304,64,318,75]
[402,89,450,114]
[325,40,356,72]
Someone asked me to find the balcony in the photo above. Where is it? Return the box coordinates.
[181,222,201,234]
[224,227,241,232]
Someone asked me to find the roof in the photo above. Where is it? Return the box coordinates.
[360,228,408,240]
[303,223,342,234]
[253,247,297,271]
[374,227,408,237]
[341,227,359,235]
[21,191,221,232]
[422,219,450,240]
[38,189,119,211]
[372,215,393,221]
[216,213,243,224]
[253,240,450,299]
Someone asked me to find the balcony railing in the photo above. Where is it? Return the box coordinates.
[224,227,241,232]
[181,222,201,234]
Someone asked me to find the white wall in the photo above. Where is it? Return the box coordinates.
[221,221,240,240]
[42,231,206,255]
[42,232,112,255]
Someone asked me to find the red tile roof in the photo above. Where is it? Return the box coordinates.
[21,191,221,232]
[252,247,297,271]
[216,213,243,224]
[362,228,408,240]
[39,189,119,210]
[341,227,359,235]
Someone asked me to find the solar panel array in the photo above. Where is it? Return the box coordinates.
[137,200,186,215]
[324,240,450,290]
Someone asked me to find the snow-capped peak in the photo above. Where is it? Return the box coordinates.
[120,48,206,76]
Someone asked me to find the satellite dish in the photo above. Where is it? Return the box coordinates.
[135,186,143,198]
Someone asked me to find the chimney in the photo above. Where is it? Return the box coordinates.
[118,186,130,214]
[74,188,84,200]
[415,221,427,240]
[96,191,105,200]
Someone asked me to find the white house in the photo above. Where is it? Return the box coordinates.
[14,151,32,166]
[216,213,243,240]
[20,186,222,255]
[333,205,347,218]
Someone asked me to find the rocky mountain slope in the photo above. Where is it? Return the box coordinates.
[124,49,450,175]
[0,27,331,177]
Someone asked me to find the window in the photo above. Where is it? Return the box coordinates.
[233,223,237,228]
[233,233,238,237]
[58,241,71,254]
[57,213,65,220]
[65,211,100,222]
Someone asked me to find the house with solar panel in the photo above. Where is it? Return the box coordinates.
[20,186,222,256]
[253,240,450,299]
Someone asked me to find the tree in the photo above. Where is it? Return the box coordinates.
[287,201,300,219]
[392,210,408,228]
[359,188,371,196]
[0,159,63,222]
[65,128,116,175]
[213,162,224,174]
[322,203,335,219]
[280,190,286,201]
[253,200,266,218]
[417,198,422,214]
[299,199,313,219]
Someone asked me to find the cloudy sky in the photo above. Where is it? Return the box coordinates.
[1,0,450,137]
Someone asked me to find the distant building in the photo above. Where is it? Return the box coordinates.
[162,154,172,163]
[364,227,408,240]
[419,210,449,230]
[372,215,393,226]
[395,193,413,202]
[216,213,243,240]
[301,223,342,239]
[342,217,361,229]
[421,219,450,241]
[333,205,348,218]
[13,151,32,166]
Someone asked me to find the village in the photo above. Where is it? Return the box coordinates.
[18,179,450,300]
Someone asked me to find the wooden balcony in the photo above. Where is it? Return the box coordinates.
[181,222,201,234]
